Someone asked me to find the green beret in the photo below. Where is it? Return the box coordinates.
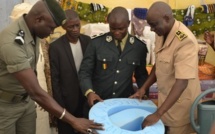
[44,0,66,26]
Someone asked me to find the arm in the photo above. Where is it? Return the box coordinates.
[49,44,65,107]
[130,65,156,99]
[0,41,103,133]
[135,45,148,89]
[204,31,215,51]
[79,42,103,106]
[142,79,188,127]
[13,69,103,133]
[143,38,198,127]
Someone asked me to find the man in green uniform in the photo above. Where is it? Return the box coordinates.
[0,0,102,134]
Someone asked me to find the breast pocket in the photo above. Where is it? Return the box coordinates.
[97,55,113,71]
[127,58,140,72]
[157,56,173,74]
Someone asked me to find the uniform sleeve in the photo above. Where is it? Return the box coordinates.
[174,40,198,79]
[0,44,31,73]
[134,42,148,90]
[79,41,96,95]
[49,43,65,107]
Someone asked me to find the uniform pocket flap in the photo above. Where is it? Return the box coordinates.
[127,58,140,65]
[97,55,112,62]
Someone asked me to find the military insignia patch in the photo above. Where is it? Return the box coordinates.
[176,30,187,41]
[106,36,112,42]
[129,37,134,44]
[15,30,25,45]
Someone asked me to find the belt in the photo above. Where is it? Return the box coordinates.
[0,90,29,103]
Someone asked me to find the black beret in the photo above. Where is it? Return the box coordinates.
[44,0,66,26]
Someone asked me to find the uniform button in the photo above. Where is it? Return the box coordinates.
[114,81,118,84]
[132,62,135,65]
[103,59,106,62]
[113,92,116,95]
[116,70,120,73]
[119,59,122,62]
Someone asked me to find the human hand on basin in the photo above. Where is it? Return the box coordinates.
[142,112,161,128]
[71,117,104,134]
[129,88,146,101]
[87,92,103,107]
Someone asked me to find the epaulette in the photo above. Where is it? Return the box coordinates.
[15,30,25,45]
[134,35,146,44]
[175,30,187,41]
[91,33,105,39]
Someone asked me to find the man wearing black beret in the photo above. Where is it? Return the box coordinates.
[0,0,103,134]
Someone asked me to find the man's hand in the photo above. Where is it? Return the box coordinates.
[71,118,104,134]
[129,88,146,101]
[87,92,103,107]
[142,112,161,128]
[204,31,214,45]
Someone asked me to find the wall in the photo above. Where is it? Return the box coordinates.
[78,0,215,65]
[1,0,215,65]
[0,0,22,31]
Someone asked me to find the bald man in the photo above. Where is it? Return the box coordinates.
[49,9,91,134]
[79,6,148,117]
[0,1,102,134]
[130,2,201,134]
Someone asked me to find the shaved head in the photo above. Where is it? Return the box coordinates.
[148,1,173,17]
[108,6,130,41]
[65,9,79,20]
[108,6,129,23]
[146,1,175,37]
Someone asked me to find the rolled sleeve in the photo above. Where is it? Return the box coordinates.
[0,44,31,73]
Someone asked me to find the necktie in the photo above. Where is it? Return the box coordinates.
[117,40,122,54]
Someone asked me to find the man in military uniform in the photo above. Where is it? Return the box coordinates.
[0,0,102,134]
[130,2,201,134]
[79,6,148,116]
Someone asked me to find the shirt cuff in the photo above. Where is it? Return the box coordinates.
[85,89,94,97]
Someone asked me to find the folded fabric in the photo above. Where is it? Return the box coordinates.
[183,5,195,26]
[133,8,148,20]
[76,2,108,23]
[201,4,215,13]
[90,3,105,12]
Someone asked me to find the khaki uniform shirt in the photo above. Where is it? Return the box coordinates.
[0,16,40,94]
[155,20,201,127]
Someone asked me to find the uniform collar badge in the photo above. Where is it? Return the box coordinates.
[15,30,25,45]
[129,37,134,44]
[106,36,112,42]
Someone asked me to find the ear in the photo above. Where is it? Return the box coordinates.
[62,23,67,30]
[127,20,130,27]
[163,14,170,22]
[35,15,44,24]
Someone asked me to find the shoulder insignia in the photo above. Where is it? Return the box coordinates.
[175,30,187,41]
[106,35,112,42]
[91,33,105,39]
[129,37,134,44]
[15,30,25,45]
